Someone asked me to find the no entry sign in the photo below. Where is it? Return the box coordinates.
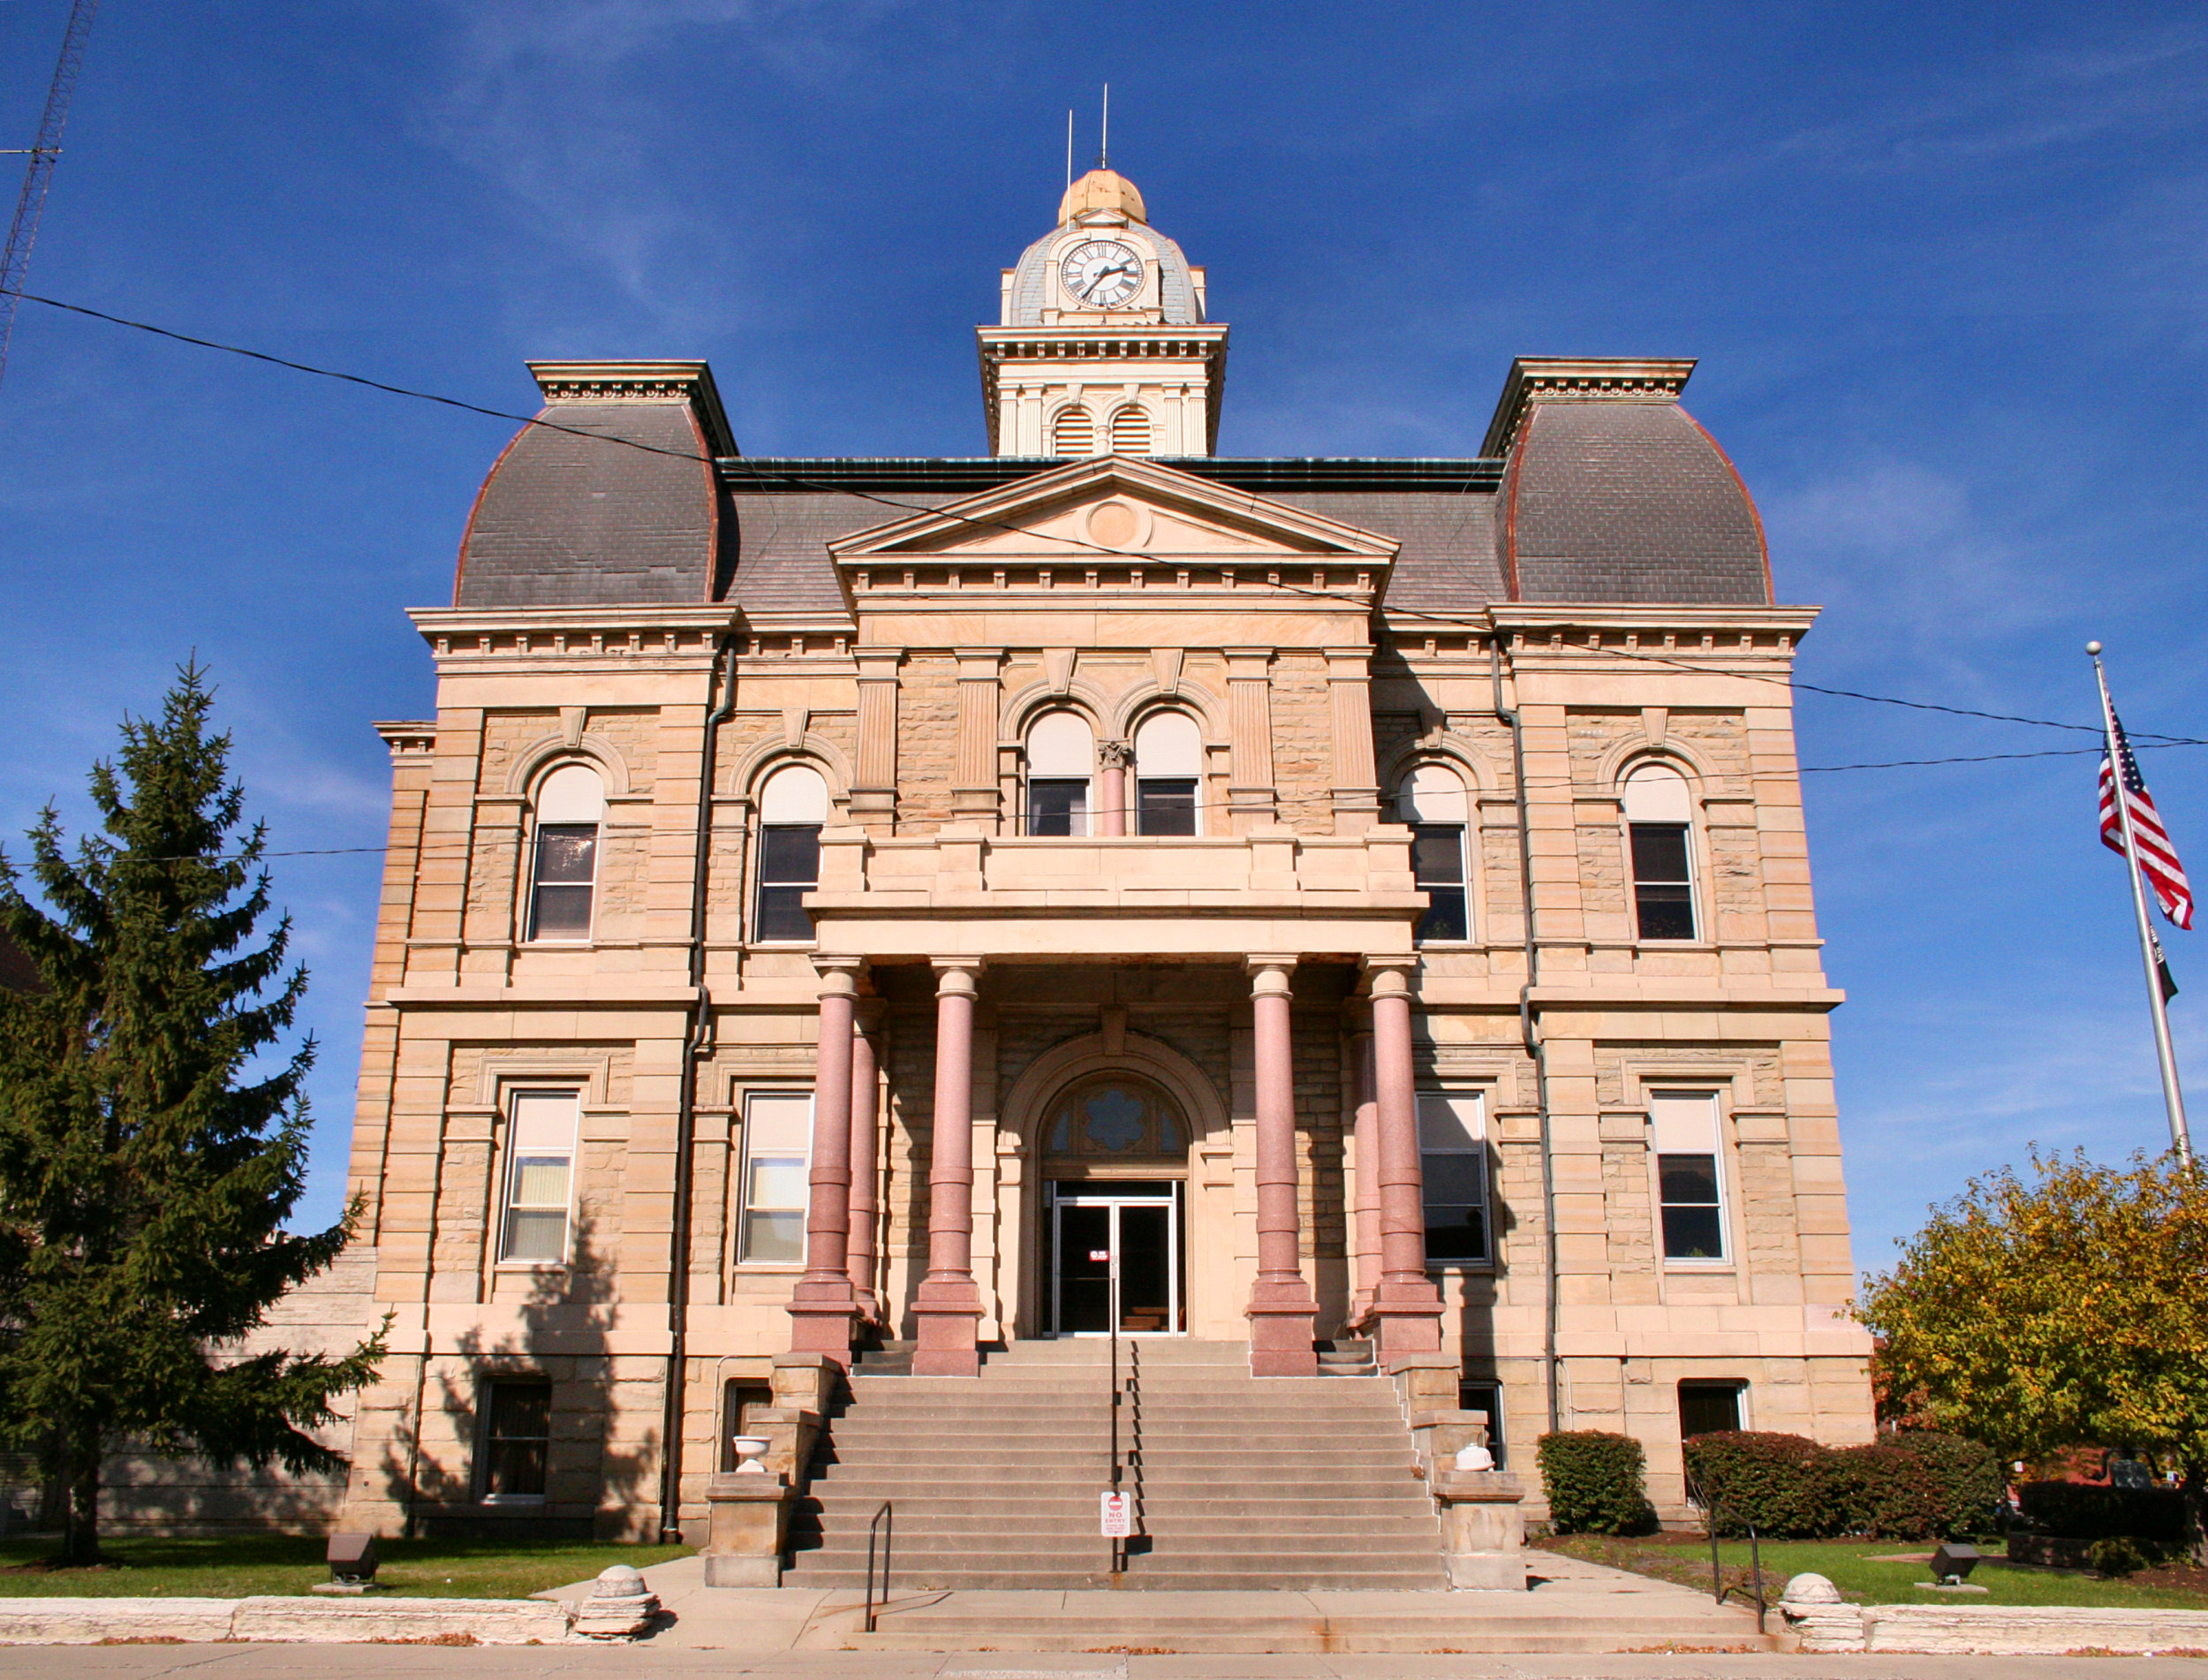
[1099,1489,1132,1538]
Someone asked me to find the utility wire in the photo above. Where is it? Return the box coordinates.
[11,285,2201,750]
[90,733,2201,869]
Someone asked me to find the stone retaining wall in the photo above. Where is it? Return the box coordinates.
[1783,1600,2208,1655]
[0,1595,578,1646]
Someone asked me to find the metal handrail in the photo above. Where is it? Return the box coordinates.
[1688,1479,1767,1633]
[1108,1275,1122,1578]
[863,1499,893,1632]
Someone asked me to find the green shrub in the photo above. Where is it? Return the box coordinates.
[1682,1431,1843,1537]
[1887,1431,2003,1537]
[2088,1535,2150,1578]
[2017,1481,2187,1549]
[1536,1431,1657,1534]
[1832,1442,1944,1541]
[1686,1430,2004,1540]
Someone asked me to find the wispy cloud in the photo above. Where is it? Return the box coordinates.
[1765,458,2074,652]
[410,0,906,336]
[1773,25,2208,177]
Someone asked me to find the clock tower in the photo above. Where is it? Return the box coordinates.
[979,168,1229,457]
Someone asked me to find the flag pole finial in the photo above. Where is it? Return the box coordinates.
[2087,640,2103,656]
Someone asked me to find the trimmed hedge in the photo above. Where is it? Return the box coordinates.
[1833,1442,1944,1541]
[1682,1432,1844,1536]
[2017,1481,2188,1550]
[1683,1429,2004,1540]
[1536,1430,1658,1534]
[1894,1431,2005,1536]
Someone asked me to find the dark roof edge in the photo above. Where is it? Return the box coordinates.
[717,456,1503,495]
[1478,357,1697,459]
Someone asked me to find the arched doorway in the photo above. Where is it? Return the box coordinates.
[1038,1074,1191,1335]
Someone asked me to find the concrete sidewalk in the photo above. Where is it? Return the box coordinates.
[7,1644,2208,1678]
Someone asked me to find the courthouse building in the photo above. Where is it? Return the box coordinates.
[318,167,1873,1562]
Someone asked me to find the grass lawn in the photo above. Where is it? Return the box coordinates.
[0,1534,691,1599]
[1537,1532,2208,1612]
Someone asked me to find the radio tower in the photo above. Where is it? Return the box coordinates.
[0,0,100,392]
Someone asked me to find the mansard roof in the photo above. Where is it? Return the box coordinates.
[450,360,1774,617]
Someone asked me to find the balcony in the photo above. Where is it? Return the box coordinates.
[805,826,1424,962]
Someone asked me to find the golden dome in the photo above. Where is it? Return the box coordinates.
[1059,168,1147,226]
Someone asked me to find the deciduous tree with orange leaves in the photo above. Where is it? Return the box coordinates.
[1856,1148,2208,1561]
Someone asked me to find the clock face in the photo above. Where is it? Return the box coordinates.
[1060,239,1144,309]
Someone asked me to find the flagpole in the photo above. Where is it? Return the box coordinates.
[2089,640,2192,1164]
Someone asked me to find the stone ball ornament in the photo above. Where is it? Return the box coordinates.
[1781,1571,1843,1604]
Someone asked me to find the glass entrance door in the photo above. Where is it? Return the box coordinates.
[1047,1181,1182,1335]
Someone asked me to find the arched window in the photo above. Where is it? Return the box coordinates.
[1622,764,1697,941]
[528,763,604,941]
[1026,711,1093,836]
[1132,710,1201,836]
[1109,405,1152,454]
[1044,1078,1188,1160]
[1053,405,1095,456]
[1399,764,1470,942]
[755,763,828,942]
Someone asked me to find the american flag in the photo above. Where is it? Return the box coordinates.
[2100,714,2194,931]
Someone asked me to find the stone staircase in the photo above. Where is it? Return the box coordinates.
[783,1338,1448,1591]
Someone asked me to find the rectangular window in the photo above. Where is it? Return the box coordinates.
[528,823,597,941]
[754,825,821,942]
[1028,777,1088,836]
[720,1379,775,1472]
[480,1380,552,1500]
[1136,777,1197,836]
[1652,1091,1726,1261]
[739,1090,813,1265]
[1460,1379,1506,1470]
[499,1090,578,1263]
[1418,1091,1489,1262]
[1630,823,1697,940]
[1411,824,1470,942]
[1678,1380,1746,1440]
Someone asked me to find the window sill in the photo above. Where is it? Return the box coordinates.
[494,1260,570,1274]
[479,1494,546,1507]
[1427,1260,1494,1273]
[1662,1260,1735,1272]
[734,1262,805,1273]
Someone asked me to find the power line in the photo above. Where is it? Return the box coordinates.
[87,734,2200,868]
[10,284,2201,750]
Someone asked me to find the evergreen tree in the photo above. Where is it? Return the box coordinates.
[0,665,384,1564]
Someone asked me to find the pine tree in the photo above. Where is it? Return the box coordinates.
[0,665,385,1565]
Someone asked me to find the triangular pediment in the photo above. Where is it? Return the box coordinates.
[827,457,1399,566]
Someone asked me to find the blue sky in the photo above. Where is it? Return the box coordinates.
[2,2,2204,1279]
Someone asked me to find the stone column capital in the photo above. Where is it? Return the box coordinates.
[1245,954,1297,995]
[1362,954,1418,1000]
[930,957,985,996]
[811,956,866,998]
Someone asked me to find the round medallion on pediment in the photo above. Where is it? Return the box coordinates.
[1087,499,1141,547]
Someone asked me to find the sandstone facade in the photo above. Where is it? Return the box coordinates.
[125,169,1879,1542]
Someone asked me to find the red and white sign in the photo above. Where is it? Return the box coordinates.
[1099,1490,1132,1538]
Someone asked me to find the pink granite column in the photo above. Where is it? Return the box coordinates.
[846,1013,882,1323]
[912,959,985,1375]
[1350,1027,1381,1328]
[1246,957,1318,1375]
[1098,740,1129,836]
[788,957,862,1362]
[1367,957,1444,1361]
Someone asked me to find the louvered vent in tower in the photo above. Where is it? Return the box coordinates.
[1053,405,1094,455]
[1110,405,1152,454]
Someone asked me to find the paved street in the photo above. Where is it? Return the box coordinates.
[6,1649,2207,1680]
